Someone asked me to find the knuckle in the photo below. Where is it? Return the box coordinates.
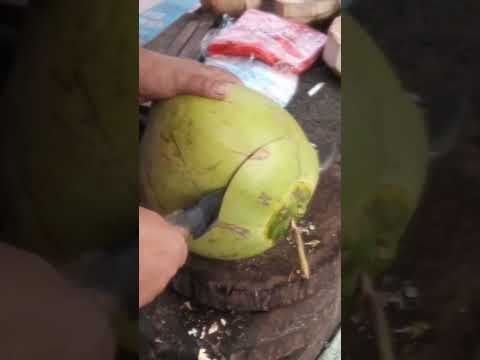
[199,76,212,92]
[191,74,212,93]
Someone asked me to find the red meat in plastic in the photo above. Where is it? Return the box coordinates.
[207,9,328,74]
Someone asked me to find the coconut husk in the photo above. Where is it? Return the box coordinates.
[323,16,341,75]
[201,0,263,17]
[273,0,339,23]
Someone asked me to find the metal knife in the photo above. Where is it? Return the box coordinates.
[165,188,225,239]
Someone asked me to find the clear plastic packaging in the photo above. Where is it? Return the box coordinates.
[200,14,236,58]
[205,55,299,107]
[201,15,299,107]
[206,9,327,74]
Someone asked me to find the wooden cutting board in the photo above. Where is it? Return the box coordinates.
[143,9,217,60]
[141,271,340,360]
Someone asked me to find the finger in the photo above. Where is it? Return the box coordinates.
[173,224,191,240]
[204,65,243,84]
[181,74,234,100]
[168,228,189,267]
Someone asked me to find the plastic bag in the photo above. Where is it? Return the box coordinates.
[206,9,327,74]
[200,14,236,59]
[205,55,299,107]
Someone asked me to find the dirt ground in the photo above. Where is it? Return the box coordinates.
[344,2,480,359]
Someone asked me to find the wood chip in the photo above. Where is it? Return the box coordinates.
[188,328,199,337]
[305,240,322,247]
[198,348,212,360]
[183,301,193,311]
[200,326,207,339]
[308,82,325,97]
[208,322,219,335]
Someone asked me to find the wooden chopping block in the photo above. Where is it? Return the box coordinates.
[273,0,340,23]
[143,10,217,60]
[141,257,340,360]
[323,16,341,75]
[171,162,341,312]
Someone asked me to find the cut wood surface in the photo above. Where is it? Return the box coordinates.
[143,10,216,59]
[142,270,340,360]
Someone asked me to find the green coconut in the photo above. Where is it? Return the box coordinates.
[342,14,428,305]
[140,85,320,260]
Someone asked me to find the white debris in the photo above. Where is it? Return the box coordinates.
[299,226,310,234]
[311,142,318,149]
[198,348,211,360]
[184,301,193,311]
[308,82,325,97]
[403,285,419,299]
[188,328,199,337]
[305,240,321,247]
[220,318,227,326]
[200,326,207,339]
[308,224,315,231]
[208,322,219,335]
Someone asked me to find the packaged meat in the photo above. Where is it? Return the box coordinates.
[207,9,327,74]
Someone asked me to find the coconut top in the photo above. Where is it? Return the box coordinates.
[141,85,318,213]
[140,85,321,259]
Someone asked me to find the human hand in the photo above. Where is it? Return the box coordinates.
[139,48,241,101]
[139,206,188,308]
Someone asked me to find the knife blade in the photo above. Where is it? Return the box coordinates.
[165,188,225,239]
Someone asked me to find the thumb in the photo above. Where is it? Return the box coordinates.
[181,75,233,100]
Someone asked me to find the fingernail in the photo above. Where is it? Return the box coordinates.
[213,83,230,98]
